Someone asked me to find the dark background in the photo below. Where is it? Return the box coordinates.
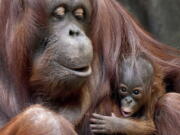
[118,0,180,49]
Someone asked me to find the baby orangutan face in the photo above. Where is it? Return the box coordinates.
[118,83,146,117]
[118,57,154,117]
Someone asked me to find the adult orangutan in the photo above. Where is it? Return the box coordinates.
[0,0,180,135]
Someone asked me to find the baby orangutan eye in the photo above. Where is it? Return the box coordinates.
[120,87,127,92]
[133,89,140,95]
[119,84,128,93]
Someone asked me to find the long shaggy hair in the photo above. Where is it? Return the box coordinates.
[0,0,179,134]
[85,0,180,114]
[89,0,179,103]
[0,0,47,119]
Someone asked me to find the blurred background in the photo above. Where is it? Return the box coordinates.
[117,0,180,49]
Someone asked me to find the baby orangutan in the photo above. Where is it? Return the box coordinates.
[90,56,164,135]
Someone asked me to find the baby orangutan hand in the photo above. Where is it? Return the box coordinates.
[90,113,122,134]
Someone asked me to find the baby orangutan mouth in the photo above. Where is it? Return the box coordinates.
[121,108,134,117]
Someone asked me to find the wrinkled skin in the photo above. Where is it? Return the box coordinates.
[31,0,93,99]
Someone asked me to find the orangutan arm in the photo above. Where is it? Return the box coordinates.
[90,113,155,135]
[0,105,77,135]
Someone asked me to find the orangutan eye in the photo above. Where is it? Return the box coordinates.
[120,87,127,92]
[74,8,85,20]
[54,6,66,18]
[133,89,140,95]
[119,83,128,94]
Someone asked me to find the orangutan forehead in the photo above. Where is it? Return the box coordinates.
[121,57,154,86]
[45,0,91,9]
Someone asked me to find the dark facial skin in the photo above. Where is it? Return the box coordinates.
[30,0,93,99]
[90,56,155,134]
[119,83,145,117]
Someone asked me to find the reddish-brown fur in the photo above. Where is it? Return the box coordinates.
[0,0,48,118]
[154,93,180,135]
[0,0,179,135]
